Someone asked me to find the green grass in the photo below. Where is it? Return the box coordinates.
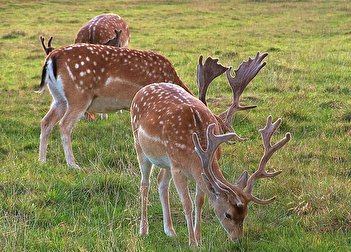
[0,0,351,251]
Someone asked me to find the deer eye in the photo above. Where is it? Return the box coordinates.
[225,213,232,220]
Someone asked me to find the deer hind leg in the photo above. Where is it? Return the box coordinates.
[157,168,176,237]
[194,185,205,245]
[171,168,197,246]
[39,101,66,163]
[137,151,153,236]
[59,100,91,169]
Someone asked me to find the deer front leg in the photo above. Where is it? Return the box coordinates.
[138,156,153,236]
[39,101,66,163]
[171,169,197,246]
[194,184,205,245]
[157,169,176,237]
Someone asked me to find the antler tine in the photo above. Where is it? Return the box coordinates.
[196,55,229,106]
[219,52,268,132]
[40,36,47,53]
[244,115,291,204]
[192,124,236,168]
[48,36,53,47]
[39,36,54,55]
[193,124,245,205]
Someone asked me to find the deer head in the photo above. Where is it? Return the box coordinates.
[104,29,122,47]
[192,116,291,241]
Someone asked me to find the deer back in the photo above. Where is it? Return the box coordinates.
[42,44,190,107]
[75,14,130,47]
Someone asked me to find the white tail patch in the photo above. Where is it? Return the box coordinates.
[46,60,67,103]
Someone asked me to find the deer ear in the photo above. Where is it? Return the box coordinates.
[235,171,249,189]
[201,173,220,198]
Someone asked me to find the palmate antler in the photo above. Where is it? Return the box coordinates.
[244,115,291,204]
[219,52,268,133]
[40,36,54,55]
[196,56,229,106]
[192,124,245,206]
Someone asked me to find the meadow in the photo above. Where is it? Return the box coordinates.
[0,0,350,251]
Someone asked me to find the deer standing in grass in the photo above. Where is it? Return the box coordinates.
[39,14,131,122]
[37,43,192,168]
[131,53,291,245]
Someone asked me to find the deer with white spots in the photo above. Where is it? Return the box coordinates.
[130,53,291,246]
[37,43,192,169]
[75,13,130,48]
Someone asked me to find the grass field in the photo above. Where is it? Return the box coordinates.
[0,0,351,251]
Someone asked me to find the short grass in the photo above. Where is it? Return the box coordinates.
[0,0,350,251]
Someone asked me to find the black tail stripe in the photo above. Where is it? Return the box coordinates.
[39,61,48,90]
[52,55,57,79]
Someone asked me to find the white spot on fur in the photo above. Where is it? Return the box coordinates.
[175,143,186,150]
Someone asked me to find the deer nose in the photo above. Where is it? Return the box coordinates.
[229,229,243,242]
[230,235,242,242]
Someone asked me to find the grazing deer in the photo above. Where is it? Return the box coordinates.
[75,13,130,47]
[37,43,191,168]
[130,53,291,245]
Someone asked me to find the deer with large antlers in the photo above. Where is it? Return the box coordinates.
[131,52,291,245]
[37,43,192,168]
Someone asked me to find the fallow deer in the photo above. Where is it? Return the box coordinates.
[75,13,130,48]
[37,43,191,168]
[130,53,291,245]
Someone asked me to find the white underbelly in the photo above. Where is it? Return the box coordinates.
[137,126,171,169]
[87,97,130,112]
[146,155,171,169]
